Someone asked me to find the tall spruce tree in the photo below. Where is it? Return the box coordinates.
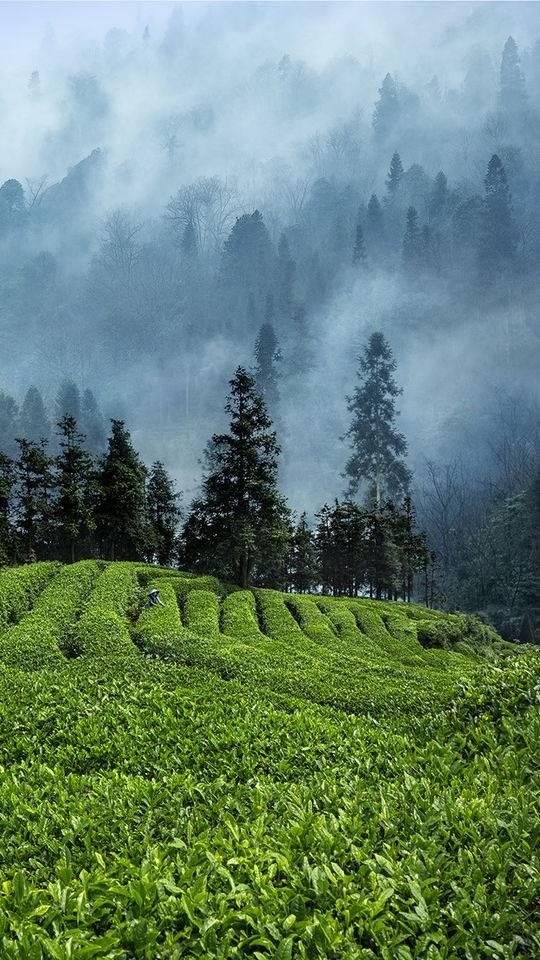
[146,460,181,566]
[0,390,19,458]
[366,193,385,248]
[499,37,527,121]
[373,73,399,142]
[55,380,81,424]
[182,367,290,587]
[81,389,106,455]
[352,221,367,266]
[0,453,14,563]
[14,438,54,560]
[54,416,95,562]
[386,151,404,199]
[275,233,295,325]
[402,206,422,267]
[95,420,148,560]
[479,154,518,281]
[18,387,50,444]
[254,320,281,408]
[289,513,318,593]
[343,332,411,505]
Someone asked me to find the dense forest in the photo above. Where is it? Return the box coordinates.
[0,2,538,638]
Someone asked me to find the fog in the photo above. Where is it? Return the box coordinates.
[0,0,539,520]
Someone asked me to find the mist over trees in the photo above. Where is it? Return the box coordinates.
[0,2,539,633]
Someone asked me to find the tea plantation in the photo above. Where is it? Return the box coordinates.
[0,561,537,959]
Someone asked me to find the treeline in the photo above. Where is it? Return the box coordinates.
[0,380,107,457]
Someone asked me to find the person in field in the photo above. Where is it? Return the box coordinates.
[147,588,165,608]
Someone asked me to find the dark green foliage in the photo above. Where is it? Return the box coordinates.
[0,454,15,563]
[183,367,290,587]
[518,612,536,644]
[14,438,54,560]
[288,512,318,593]
[55,379,81,424]
[146,460,181,566]
[343,331,411,504]
[95,420,148,561]
[0,391,19,458]
[54,416,95,563]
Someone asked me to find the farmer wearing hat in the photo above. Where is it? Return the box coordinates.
[146,588,165,608]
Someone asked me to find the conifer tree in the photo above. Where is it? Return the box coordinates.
[54,416,95,563]
[352,221,367,266]
[0,453,14,563]
[343,332,411,505]
[402,206,422,267]
[373,73,399,141]
[289,513,318,593]
[14,438,54,560]
[95,420,148,560]
[385,151,404,199]
[55,380,81,424]
[429,171,449,224]
[182,367,290,587]
[81,389,106,455]
[499,37,527,120]
[146,460,181,566]
[479,154,518,281]
[366,193,385,247]
[0,390,19,458]
[18,387,50,444]
[288,303,313,376]
[254,320,281,408]
[275,233,295,324]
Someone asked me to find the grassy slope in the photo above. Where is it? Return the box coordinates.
[0,562,537,959]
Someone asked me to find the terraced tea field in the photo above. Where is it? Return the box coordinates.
[0,562,537,958]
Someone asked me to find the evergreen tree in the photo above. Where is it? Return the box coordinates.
[81,389,106,455]
[18,387,50,444]
[0,453,15,563]
[352,221,367,266]
[146,461,181,566]
[54,416,95,563]
[386,151,404,199]
[499,37,527,120]
[364,503,401,600]
[288,303,313,376]
[343,332,411,505]
[95,420,148,560]
[366,193,385,247]
[0,390,19,458]
[55,380,81,423]
[182,367,290,587]
[289,513,318,593]
[429,171,449,224]
[254,320,281,408]
[373,73,399,141]
[402,206,422,267]
[479,154,518,281]
[14,438,54,560]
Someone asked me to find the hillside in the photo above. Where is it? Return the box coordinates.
[0,561,537,958]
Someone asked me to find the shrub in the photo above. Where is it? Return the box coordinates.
[222,591,266,641]
[255,590,305,644]
[172,575,225,601]
[184,590,220,637]
[0,563,59,633]
[72,563,140,657]
[134,579,185,657]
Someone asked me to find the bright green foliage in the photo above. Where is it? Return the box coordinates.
[134,578,184,657]
[222,590,266,642]
[173,574,225,600]
[72,562,140,657]
[0,562,535,958]
[0,560,100,670]
[0,562,58,631]
[184,589,220,637]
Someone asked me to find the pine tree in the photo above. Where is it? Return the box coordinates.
[429,171,449,224]
[14,438,54,560]
[402,206,422,267]
[18,387,50,444]
[0,390,19,458]
[499,37,526,120]
[288,303,313,376]
[183,367,290,587]
[254,320,281,408]
[81,389,106,455]
[366,193,385,247]
[385,151,404,199]
[56,380,81,424]
[479,154,518,281]
[146,461,181,566]
[54,416,95,563]
[343,332,411,505]
[352,221,367,266]
[95,420,148,560]
[373,73,399,142]
[289,513,318,593]
[0,453,15,563]
[364,503,401,600]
